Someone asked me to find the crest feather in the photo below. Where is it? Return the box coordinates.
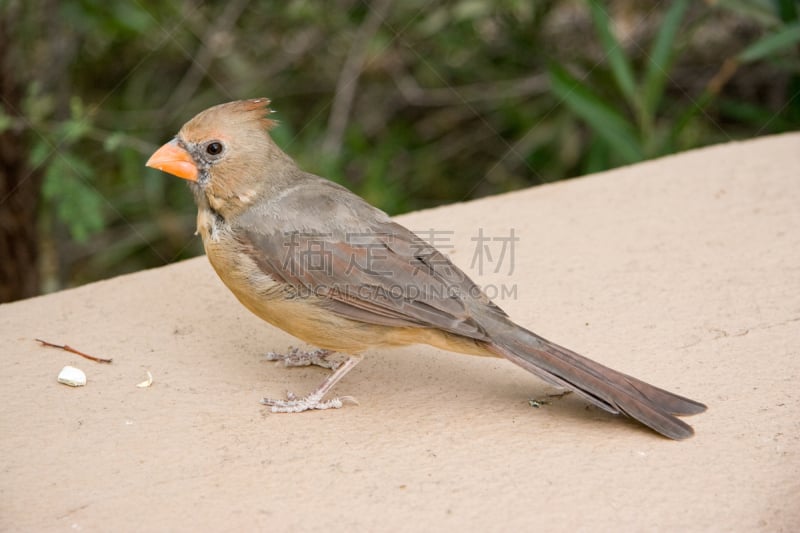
[186,98,277,135]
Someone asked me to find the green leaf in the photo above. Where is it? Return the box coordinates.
[28,139,52,168]
[669,90,715,146]
[713,0,782,26]
[642,0,689,118]
[738,22,800,63]
[0,108,12,133]
[718,98,794,131]
[453,0,492,21]
[103,131,125,152]
[41,154,105,242]
[583,136,611,174]
[588,0,637,107]
[776,0,799,23]
[548,64,644,163]
[59,118,91,144]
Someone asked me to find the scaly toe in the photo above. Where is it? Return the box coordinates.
[260,392,355,413]
[262,347,340,369]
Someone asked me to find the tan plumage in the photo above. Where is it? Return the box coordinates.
[147,98,706,439]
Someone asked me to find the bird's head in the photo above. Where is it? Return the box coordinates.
[146,98,292,216]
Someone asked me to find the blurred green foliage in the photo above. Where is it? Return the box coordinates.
[1,0,798,294]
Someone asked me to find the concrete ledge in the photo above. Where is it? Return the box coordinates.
[1,133,798,530]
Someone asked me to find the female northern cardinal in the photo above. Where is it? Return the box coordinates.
[146,98,706,439]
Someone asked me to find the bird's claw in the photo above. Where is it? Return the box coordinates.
[263,347,341,369]
[261,391,358,413]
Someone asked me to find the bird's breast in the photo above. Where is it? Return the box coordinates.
[199,210,291,326]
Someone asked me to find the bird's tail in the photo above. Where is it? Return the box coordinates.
[484,319,706,440]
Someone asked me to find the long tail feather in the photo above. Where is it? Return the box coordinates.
[485,321,706,440]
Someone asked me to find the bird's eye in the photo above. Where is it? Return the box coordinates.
[205,141,223,156]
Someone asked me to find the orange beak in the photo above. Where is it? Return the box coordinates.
[145,138,199,181]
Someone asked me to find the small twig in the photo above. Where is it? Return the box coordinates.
[529,390,573,408]
[35,338,112,364]
[163,0,252,118]
[322,0,394,157]
[392,70,549,106]
[706,57,739,95]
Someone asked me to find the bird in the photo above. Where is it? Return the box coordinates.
[146,98,706,440]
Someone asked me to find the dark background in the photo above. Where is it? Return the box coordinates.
[1,0,798,302]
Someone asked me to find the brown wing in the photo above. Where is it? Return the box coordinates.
[237,221,507,342]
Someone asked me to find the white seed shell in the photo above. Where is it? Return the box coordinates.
[57,366,86,387]
[136,370,153,388]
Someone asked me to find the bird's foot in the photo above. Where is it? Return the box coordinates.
[263,347,340,369]
[260,355,362,413]
[261,391,358,413]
